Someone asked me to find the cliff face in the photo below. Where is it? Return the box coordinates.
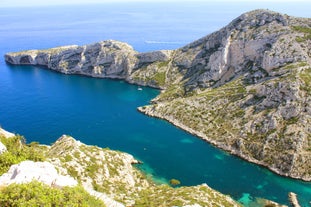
[172,10,311,90]
[5,41,138,79]
[5,9,311,181]
[5,40,173,89]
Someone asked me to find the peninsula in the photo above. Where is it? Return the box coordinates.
[5,9,311,182]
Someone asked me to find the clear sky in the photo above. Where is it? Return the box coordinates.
[1,0,310,8]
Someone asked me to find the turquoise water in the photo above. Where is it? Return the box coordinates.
[0,3,310,206]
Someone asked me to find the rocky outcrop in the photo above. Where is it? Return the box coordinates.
[47,135,148,198]
[46,135,240,207]
[288,192,301,207]
[0,161,78,188]
[5,9,311,181]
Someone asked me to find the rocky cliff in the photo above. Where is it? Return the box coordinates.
[0,129,242,207]
[5,9,311,181]
[139,10,311,181]
[4,40,173,89]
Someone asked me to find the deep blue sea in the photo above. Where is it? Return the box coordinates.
[0,2,310,206]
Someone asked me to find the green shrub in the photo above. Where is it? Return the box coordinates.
[0,135,46,175]
[152,72,166,86]
[157,61,169,68]
[0,181,105,207]
[293,26,311,42]
[169,179,181,186]
[64,154,73,162]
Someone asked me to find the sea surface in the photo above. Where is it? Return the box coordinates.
[0,2,310,206]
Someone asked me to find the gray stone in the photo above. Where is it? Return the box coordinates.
[0,161,78,187]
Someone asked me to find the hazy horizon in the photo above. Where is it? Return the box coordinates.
[1,0,311,8]
[0,1,310,20]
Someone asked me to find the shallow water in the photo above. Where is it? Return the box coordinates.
[0,3,310,206]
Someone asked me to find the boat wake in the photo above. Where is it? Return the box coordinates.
[144,40,185,45]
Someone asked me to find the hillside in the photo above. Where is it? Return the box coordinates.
[5,9,311,181]
[0,129,243,207]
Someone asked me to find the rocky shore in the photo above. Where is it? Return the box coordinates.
[138,105,306,181]
[5,9,311,181]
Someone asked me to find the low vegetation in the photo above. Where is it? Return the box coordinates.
[152,71,166,86]
[292,26,311,42]
[135,184,240,207]
[169,178,181,186]
[0,135,46,175]
[0,181,105,207]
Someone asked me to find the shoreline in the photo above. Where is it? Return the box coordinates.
[138,106,311,183]
[6,62,164,90]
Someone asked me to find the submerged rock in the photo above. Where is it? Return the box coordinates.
[288,192,301,207]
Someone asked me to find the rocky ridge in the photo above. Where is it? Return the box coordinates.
[0,129,242,207]
[5,9,311,181]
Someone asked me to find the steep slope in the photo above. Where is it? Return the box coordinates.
[5,9,311,181]
[140,10,311,181]
[171,10,311,91]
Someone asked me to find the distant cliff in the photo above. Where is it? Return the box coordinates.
[5,40,173,89]
[5,9,311,181]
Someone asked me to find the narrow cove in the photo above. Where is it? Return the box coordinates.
[0,3,310,206]
[0,64,310,206]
